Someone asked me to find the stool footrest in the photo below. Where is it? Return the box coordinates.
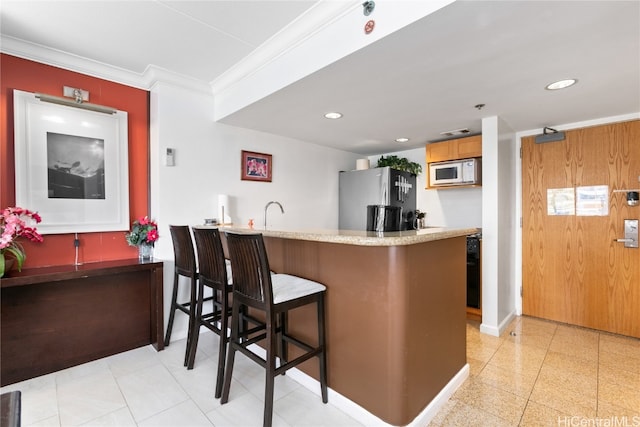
[275,348,322,376]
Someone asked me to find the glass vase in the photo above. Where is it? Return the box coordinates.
[138,243,153,261]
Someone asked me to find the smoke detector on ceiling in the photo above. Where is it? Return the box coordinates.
[439,128,470,137]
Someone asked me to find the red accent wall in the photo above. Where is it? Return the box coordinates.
[1,54,150,267]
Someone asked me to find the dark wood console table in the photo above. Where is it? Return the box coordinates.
[1,259,164,386]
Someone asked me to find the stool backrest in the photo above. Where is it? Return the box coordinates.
[225,232,272,308]
[169,225,197,278]
[192,227,228,290]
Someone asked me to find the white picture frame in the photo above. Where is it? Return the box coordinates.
[13,89,129,234]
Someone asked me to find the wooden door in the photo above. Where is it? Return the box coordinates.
[522,120,639,338]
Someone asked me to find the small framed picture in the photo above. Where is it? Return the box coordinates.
[241,150,272,182]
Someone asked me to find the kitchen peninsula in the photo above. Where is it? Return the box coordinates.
[220,226,475,426]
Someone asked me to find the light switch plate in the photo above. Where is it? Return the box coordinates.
[165,148,175,166]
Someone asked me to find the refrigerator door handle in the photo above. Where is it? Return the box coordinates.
[380,169,389,204]
[401,176,406,202]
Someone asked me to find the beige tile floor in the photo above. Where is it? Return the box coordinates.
[430,316,640,427]
[1,331,362,427]
[3,316,639,426]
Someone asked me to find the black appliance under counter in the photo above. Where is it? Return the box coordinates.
[466,233,481,309]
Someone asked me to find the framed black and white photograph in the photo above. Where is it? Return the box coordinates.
[47,132,106,200]
[13,89,129,234]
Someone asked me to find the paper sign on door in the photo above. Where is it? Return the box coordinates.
[547,188,575,216]
[576,185,609,216]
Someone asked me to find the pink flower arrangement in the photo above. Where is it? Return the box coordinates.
[1,206,44,277]
[125,215,159,246]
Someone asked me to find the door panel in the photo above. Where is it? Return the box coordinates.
[522,120,639,338]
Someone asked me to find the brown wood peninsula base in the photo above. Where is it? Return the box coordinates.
[221,227,473,426]
[1,259,164,386]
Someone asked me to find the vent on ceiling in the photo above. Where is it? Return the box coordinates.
[439,128,470,137]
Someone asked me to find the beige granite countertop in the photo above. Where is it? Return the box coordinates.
[197,225,478,246]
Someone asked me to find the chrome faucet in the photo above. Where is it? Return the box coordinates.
[264,201,284,229]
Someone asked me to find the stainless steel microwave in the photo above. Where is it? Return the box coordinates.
[429,158,481,186]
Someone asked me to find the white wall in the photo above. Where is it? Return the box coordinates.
[150,82,360,341]
[496,120,517,324]
[369,147,482,228]
[480,116,517,337]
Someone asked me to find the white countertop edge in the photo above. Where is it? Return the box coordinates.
[195,225,478,246]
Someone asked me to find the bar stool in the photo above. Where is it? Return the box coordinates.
[164,225,206,366]
[0,391,21,427]
[221,232,328,427]
[188,227,233,398]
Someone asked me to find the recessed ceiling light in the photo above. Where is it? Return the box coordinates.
[324,112,342,119]
[395,137,409,143]
[545,79,577,90]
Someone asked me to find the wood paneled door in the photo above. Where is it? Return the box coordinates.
[522,120,639,338]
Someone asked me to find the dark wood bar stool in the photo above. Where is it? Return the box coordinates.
[0,391,21,427]
[165,225,210,366]
[221,232,328,427]
[188,227,233,398]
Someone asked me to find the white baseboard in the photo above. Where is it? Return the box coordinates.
[480,310,517,336]
[480,322,499,336]
[214,337,470,426]
[286,361,470,427]
[401,363,470,427]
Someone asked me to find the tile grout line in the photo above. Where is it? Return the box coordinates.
[595,331,600,417]
[107,358,140,427]
[161,344,215,425]
[516,323,558,426]
[466,323,526,426]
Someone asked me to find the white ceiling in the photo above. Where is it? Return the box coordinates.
[1,1,639,155]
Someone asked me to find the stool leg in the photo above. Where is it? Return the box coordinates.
[278,312,287,374]
[318,294,328,403]
[264,312,277,427]
[214,290,229,398]
[239,305,248,343]
[164,272,180,347]
[184,275,197,367]
[186,280,204,370]
[221,302,240,404]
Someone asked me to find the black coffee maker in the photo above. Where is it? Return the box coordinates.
[366,205,402,232]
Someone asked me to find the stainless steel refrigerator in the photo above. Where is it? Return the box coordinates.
[339,167,417,231]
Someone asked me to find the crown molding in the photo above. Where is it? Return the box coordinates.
[1,1,360,96]
[1,35,148,88]
[1,2,374,97]
[0,35,211,94]
[142,64,212,94]
[209,0,359,94]
[212,0,455,121]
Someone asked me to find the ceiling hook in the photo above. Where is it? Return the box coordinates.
[362,1,375,16]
